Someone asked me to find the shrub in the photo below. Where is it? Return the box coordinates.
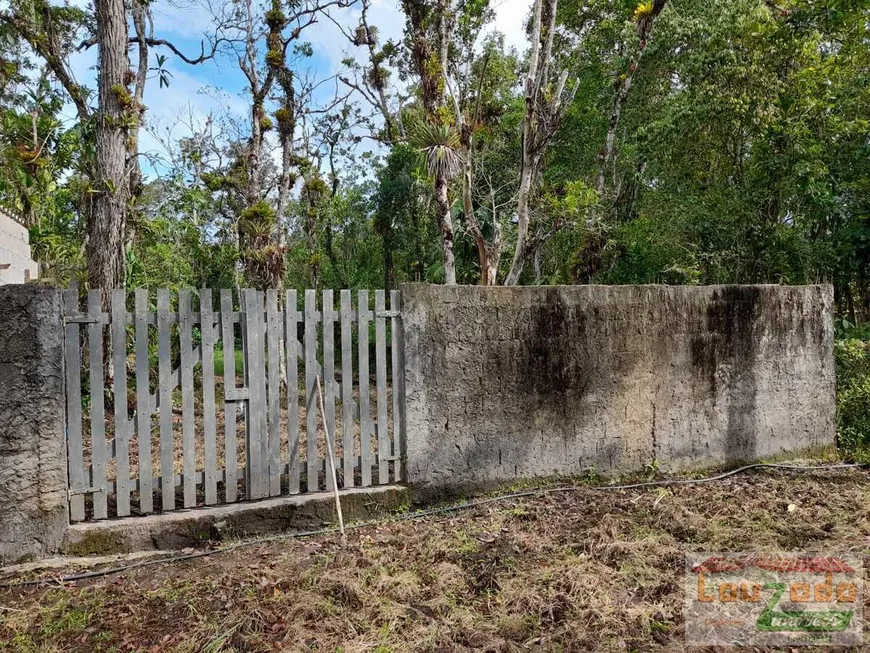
[835,338,870,461]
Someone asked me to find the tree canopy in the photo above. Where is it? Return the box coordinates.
[0,0,867,317]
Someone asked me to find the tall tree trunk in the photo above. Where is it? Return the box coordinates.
[275,65,296,255]
[247,101,264,206]
[593,0,666,223]
[595,42,648,207]
[505,0,543,286]
[402,0,457,285]
[88,0,130,291]
[504,158,533,286]
[486,187,503,285]
[302,179,321,289]
[460,144,500,285]
[126,0,149,248]
[435,175,456,285]
[505,0,564,286]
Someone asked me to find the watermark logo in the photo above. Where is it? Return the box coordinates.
[684,552,862,646]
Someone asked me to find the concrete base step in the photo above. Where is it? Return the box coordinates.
[64,485,409,556]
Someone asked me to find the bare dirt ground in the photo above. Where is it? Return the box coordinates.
[2,465,869,652]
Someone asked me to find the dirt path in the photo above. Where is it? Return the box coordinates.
[2,466,869,651]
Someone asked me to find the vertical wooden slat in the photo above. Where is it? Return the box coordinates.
[241,290,254,497]
[157,289,174,511]
[111,289,131,517]
[358,290,372,487]
[64,290,85,522]
[340,290,354,488]
[390,290,406,482]
[266,289,281,497]
[241,290,256,498]
[243,289,268,499]
[179,290,196,508]
[255,290,269,498]
[285,290,300,494]
[304,290,319,491]
[200,289,218,505]
[134,289,153,513]
[375,290,389,484]
[322,290,336,491]
[220,290,238,503]
[87,291,107,519]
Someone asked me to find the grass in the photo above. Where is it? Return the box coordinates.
[2,465,870,651]
[212,346,245,379]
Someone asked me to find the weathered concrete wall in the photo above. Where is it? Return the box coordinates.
[0,285,67,564]
[402,284,835,495]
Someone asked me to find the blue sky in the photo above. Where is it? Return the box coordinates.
[61,0,531,178]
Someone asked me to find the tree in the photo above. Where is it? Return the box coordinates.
[89,0,130,291]
[215,0,354,289]
[594,0,667,219]
[504,0,577,285]
[448,11,504,285]
[374,145,433,288]
[1,0,222,289]
[335,0,406,144]
[401,0,460,285]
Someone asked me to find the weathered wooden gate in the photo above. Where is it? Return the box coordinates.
[63,288,406,522]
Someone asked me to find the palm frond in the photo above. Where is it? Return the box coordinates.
[409,122,463,180]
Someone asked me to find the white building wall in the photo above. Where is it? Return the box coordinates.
[0,209,38,285]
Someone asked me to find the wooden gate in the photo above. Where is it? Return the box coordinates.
[63,288,406,522]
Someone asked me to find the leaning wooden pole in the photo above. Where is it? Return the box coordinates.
[315,375,346,544]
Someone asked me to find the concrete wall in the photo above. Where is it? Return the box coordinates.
[0,285,67,564]
[402,284,835,495]
[0,209,38,285]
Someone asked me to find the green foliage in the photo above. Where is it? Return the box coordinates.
[213,346,245,379]
[542,0,870,294]
[274,108,293,126]
[302,176,329,198]
[28,196,86,284]
[124,179,238,291]
[239,202,277,238]
[0,0,868,337]
[238,201,283,289]
[265,49,283,68]
[110,84,133,109]
[264,8,287,29]
[373,144,440,286]
[835,339,870,461]
[408,121,462,179]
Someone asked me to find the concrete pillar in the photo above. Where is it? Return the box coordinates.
[0,285,67,564]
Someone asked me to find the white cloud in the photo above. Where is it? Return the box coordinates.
[139,64,249,171]
[301,0,405,75]
[485,0,532,53]
[148,0,218,41]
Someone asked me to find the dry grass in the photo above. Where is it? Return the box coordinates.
[2,466,870,651]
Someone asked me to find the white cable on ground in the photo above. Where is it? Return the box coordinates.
[0,462,863,588]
